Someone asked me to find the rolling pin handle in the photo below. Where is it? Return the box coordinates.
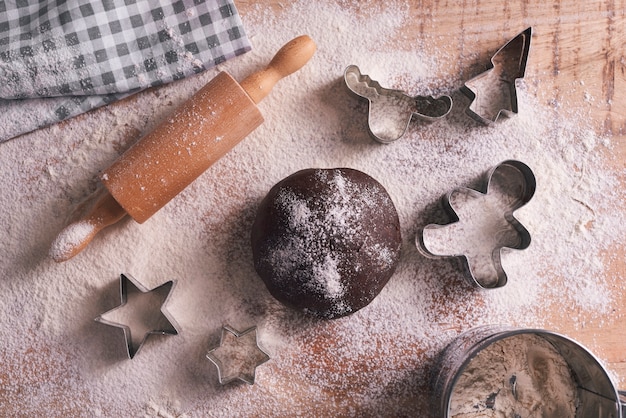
[50,189,128,262]
[240,35,316,104]
[50,35,315,262]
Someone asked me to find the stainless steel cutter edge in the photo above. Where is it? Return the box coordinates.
[95,273,180,359]
[416,160,536,289]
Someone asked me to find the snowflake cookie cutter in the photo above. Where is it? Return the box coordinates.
[206,325,270,385]
[344,65,452,143]
[95,273,179,359]
[461,27,532,125]
[416,160,536,289]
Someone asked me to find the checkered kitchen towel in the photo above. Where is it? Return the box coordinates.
[0,0,251,142]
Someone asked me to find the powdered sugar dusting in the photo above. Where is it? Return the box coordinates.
[0,0,625,416]
[264,169,398,305]
[48,220,95,262]
[312,255,344,299]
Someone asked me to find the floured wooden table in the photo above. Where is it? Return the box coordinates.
[1,1,626,416]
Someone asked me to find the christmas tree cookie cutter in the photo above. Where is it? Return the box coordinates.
[344,65,452,143]
[416,160,536,289]
[461,27,532,124]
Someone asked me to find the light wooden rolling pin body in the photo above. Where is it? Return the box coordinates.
[50,35,316,262]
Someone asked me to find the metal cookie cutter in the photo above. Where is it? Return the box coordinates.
[95,273,179,359]
[416,160,536,289]
[461,27,532,124]
[344,65,452,143]
[206,325,270,385]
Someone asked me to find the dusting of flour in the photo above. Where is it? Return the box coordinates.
[449,334,578,418]
[0,1,625,417]
[48,220,96,262]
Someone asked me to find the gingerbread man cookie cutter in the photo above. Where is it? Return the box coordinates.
[416,160,536,289]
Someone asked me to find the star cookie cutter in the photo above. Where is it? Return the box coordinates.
[416,160,536,289]
[344,65,452,143]
[206,325,270,385]
[95,273,179,359]
[461,27,532,124]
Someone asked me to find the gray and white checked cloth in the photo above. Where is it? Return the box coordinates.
[0,0,251,142]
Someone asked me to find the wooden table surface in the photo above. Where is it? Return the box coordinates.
[373,0,626,381]
[242,0,626,381]
[243,0,626,409]
[3,0,626,416]
[240,0,626,403]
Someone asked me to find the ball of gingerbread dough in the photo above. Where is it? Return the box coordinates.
[251,168,401,319]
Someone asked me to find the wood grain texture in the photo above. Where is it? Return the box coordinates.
[6,1,625,415]
[240,0,626,390]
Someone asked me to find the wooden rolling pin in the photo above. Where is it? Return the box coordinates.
[50,35,316,262]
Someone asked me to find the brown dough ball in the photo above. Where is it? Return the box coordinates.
[251,168,402,319]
